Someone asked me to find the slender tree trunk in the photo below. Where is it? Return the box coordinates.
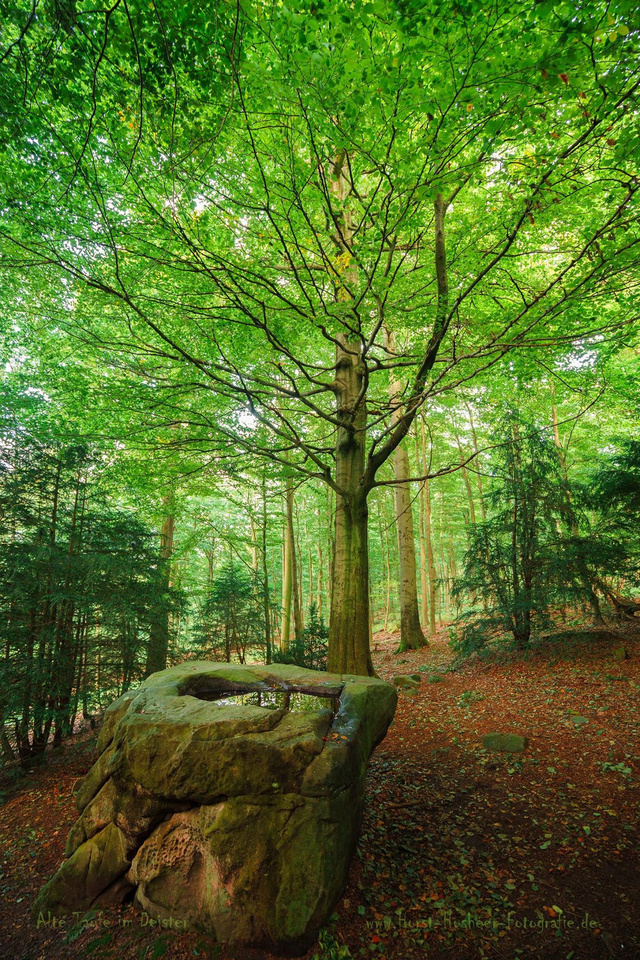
[204,544,215,648]
[384,522,394,631]
[378,498,392,633]
[438,497,448,618]
[456,436,477,526]
[293,499,303,635]
[0,706,16,766]
[327,484,334,592]
[80,615,91,721]
[316,542,323,619]
[448,534,459,615]
[420,415,438,635]
[369,583,374,649]
[551,394,605,625]
[24,457,63,761]
[464,402,487,521]
[387,331,426,651]
[272,550,279,638]
[393,444,427,650]
[281,475,303,645]
[145,497,174,675]
[261,472,272,664]
[249,516,258,571]
[455,434,480,605]
[280,508,292,649]
[307,526,314,611]
[415,430,429,629]
[53,466,86,747]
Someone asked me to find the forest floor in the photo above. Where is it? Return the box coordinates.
[1,623,639,960]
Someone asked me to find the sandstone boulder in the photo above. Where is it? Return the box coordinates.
[33,662,397,954]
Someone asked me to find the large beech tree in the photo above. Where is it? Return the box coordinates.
[1,0,639,674]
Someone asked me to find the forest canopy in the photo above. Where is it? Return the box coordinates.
[0,0,639,760]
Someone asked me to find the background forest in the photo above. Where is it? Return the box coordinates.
[0,0,639,768]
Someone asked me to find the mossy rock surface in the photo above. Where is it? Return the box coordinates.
[392,675,420,689]
[482,732,528,753]
[34,662,396,954]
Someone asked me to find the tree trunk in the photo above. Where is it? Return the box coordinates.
[281,475,302,646]
[325,153,374,675]
[551,394,605,626]
[415,430,429,629]
[387,329,426,652]
[456,436,477,526]
[378,497,393,633]
[448,534,459,615]
[420,415,438,635]
[261,472,272,664]
[249,515,258,571]
[327,484,334,592]
[327,335,374,676]
[328,490,373,675]
[393,438,426,651]
[464,402,486,521]
[326,180,450,673]
[308,527,314,611]
[204,544,215,648]
[293,498,303,635]
[280,510,292,649]
[316,542,323,619]
[438,502,448,618]
[145,498,174,676]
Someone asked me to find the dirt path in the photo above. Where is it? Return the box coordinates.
[1,626,638,960]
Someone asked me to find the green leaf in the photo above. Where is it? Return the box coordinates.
[152,939,169,959]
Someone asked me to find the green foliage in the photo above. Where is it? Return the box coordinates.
[273,603,329,671]
[0,429,181,765]
[600,761,632,778]
[457,690,485,708]
[0,0,639,704]
[591,438,640,532]
[453,414,578,653]
[311,923,352,960]
[192,562,270,664]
